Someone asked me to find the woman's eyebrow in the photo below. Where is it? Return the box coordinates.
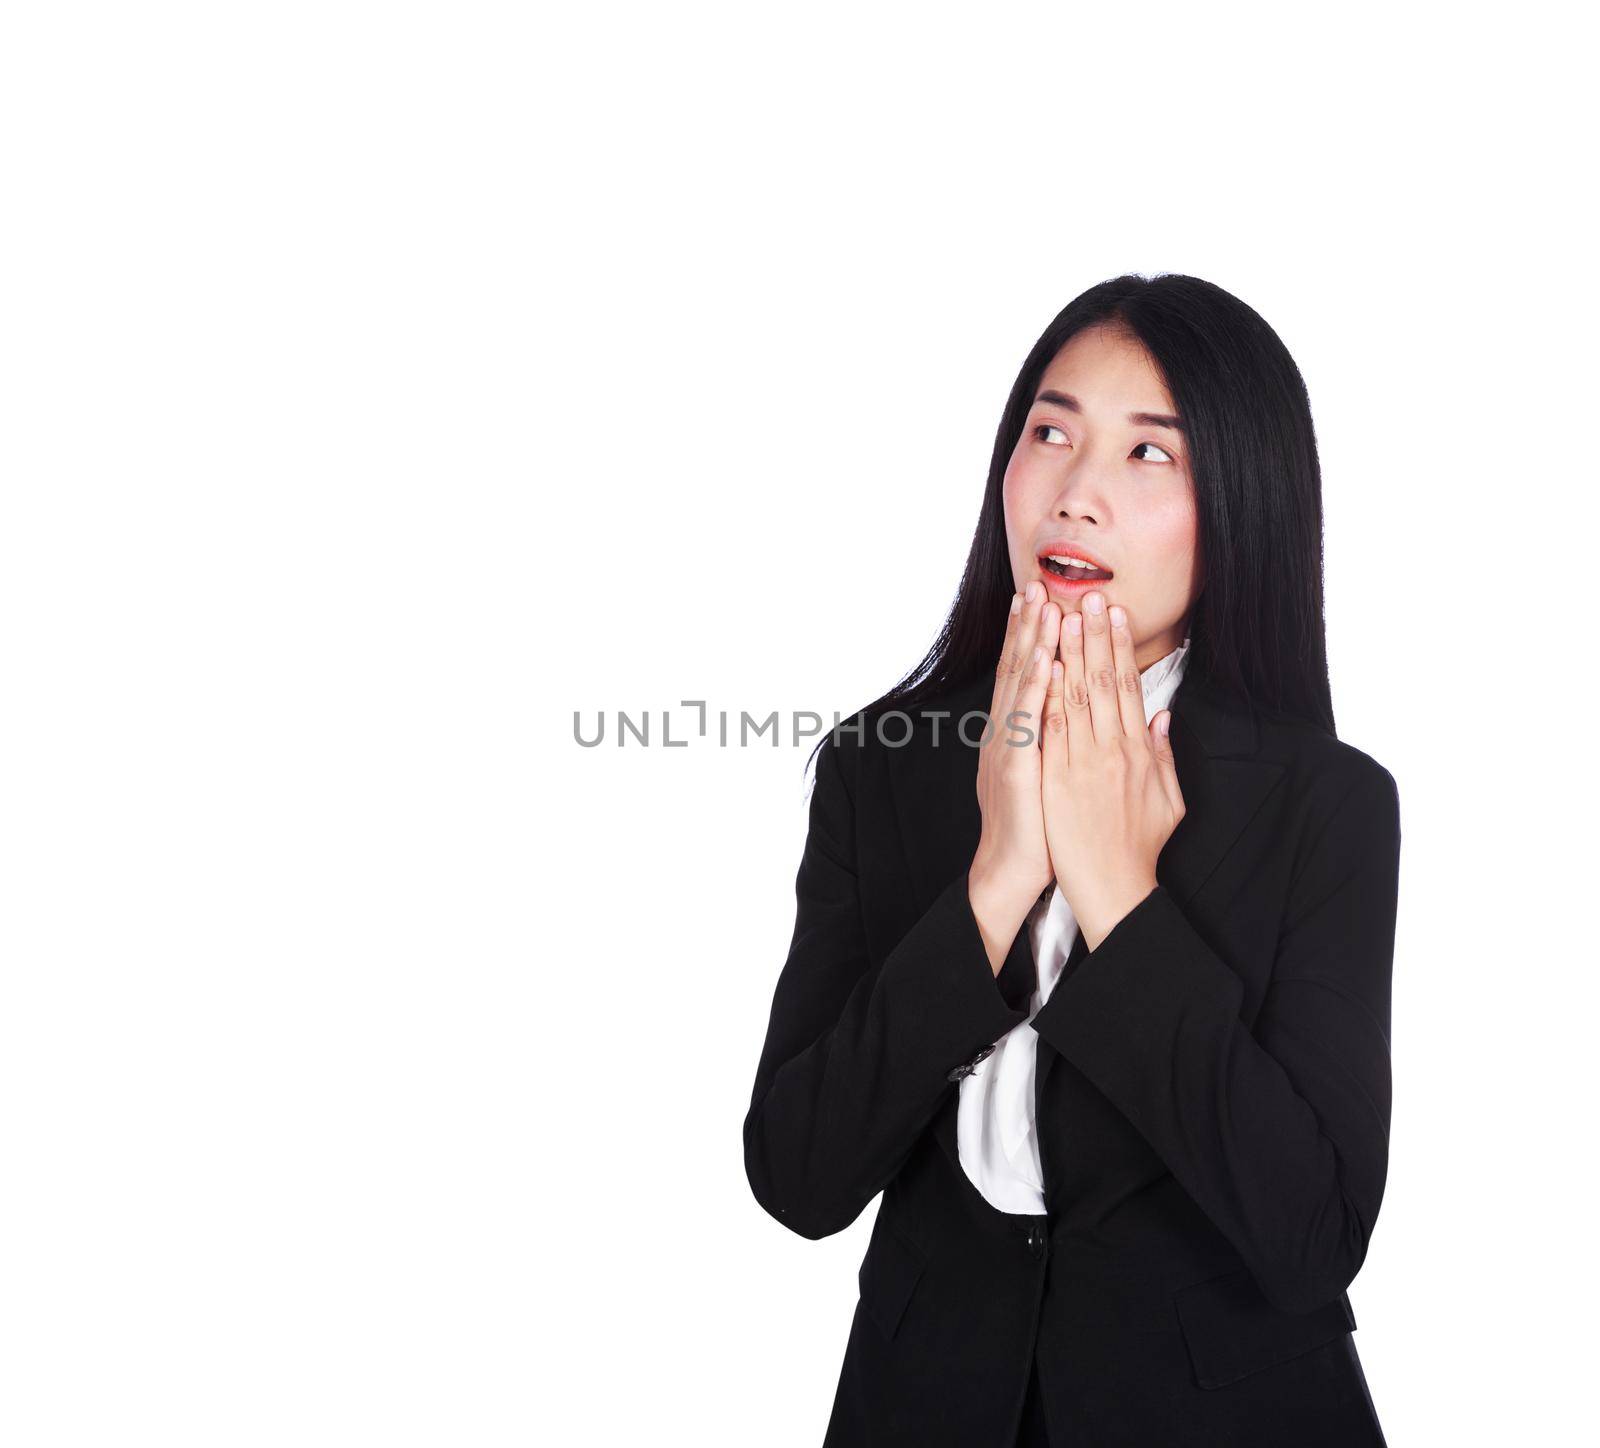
[1034,388,1185,434]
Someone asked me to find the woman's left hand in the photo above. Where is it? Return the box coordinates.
[1040,593,1186,952]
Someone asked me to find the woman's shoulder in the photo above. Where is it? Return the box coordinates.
[1258,704,1390,770]
[811,671,991,786]
[1255,707,1400,838]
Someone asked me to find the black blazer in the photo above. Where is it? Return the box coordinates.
[743,662,1402,1448]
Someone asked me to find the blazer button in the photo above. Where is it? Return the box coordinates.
[946,1042,996,1082]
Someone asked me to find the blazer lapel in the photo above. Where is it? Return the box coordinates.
[883,662,1286,1183]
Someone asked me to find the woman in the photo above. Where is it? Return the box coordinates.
[743,274,1401,1448]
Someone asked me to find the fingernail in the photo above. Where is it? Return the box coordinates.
[1086,592,1104,614]
[1010,593,1022,615]
[1066,613,1082,635]
[1031,645,1043,666]
[1109,604,1125,627]
[1025,581,1041,604]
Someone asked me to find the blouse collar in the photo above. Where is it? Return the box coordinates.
[1140,631,1192,708]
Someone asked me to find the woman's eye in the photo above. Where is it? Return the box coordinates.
[1034,425,1173,465]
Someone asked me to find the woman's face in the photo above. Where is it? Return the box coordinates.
[1002,324,1202,670]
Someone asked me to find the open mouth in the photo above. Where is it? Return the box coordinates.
[1040,552,1114,583]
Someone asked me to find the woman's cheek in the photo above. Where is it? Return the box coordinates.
[1149,494,1200,567]
[1001,472,1031,574]
[1147,503,1202,611]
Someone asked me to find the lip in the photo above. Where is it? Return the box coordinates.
[1038,570,1112,600]
[1037,540,1114,573]
[1035,540,1115,598]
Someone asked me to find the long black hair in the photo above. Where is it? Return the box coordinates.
[812,272,1335,772]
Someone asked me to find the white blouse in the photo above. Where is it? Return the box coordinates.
[955,633,1193,1215]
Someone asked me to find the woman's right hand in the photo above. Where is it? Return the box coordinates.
[968,583,1060,973]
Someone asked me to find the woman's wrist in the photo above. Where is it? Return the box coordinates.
[967,854,1040,976]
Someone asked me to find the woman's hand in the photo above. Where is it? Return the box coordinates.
[1040,593,1186,952]
[968,583,1060,974]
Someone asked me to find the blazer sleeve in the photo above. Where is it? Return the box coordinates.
[1028,760,1402,1315]
[743,732,1030,1240]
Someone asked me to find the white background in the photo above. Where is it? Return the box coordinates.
[3,3,1595,1444]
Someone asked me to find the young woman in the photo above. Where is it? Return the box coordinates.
[743,274,1401,1448]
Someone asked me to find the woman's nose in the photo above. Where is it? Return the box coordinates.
[1048,466,1110,520]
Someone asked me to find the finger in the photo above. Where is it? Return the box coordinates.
[996,582,1047,742]
[1150,709,1185,816]
[1042,656,1067,768]
[1012,602,1060,749]
[1058,606,1092,758]
[988,590,1024,731]
[1107,603,1145,738]
[1080,590,1119,741]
